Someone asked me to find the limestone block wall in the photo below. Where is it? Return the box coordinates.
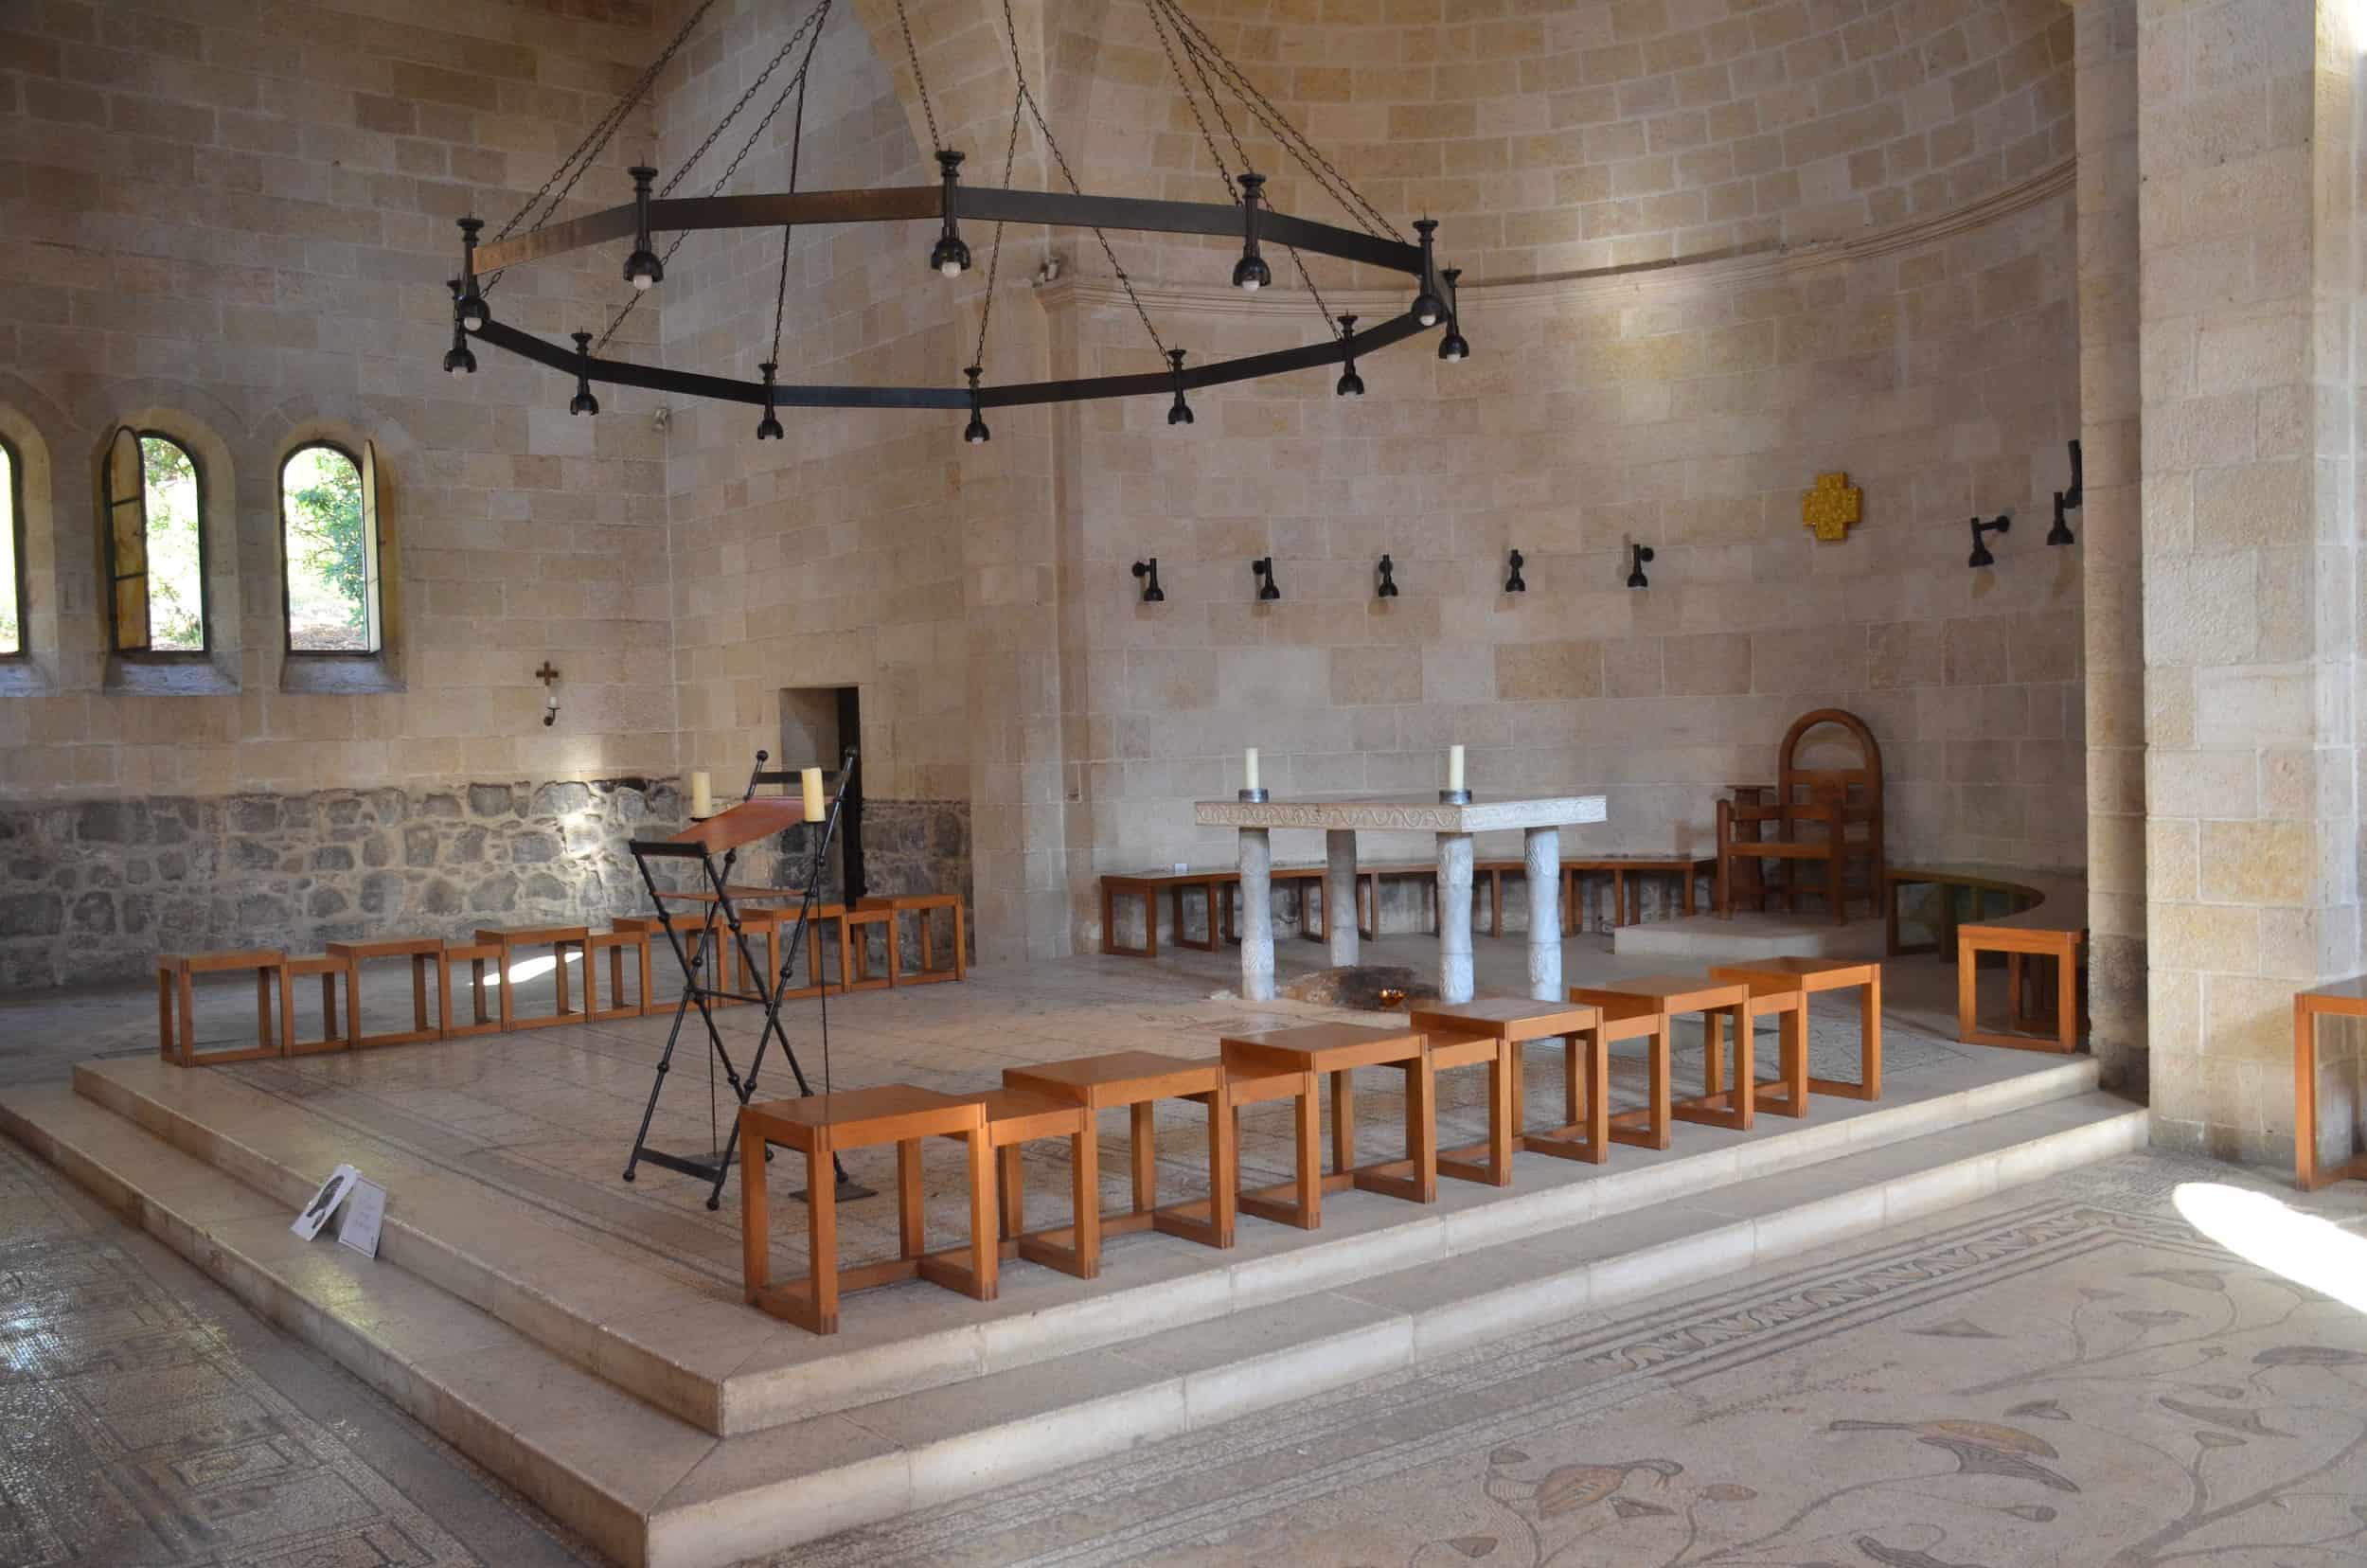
[1061,0,2073,279]
[1055,169,2084,940]
[2132,0,2364,1167]
[0,1,685,973]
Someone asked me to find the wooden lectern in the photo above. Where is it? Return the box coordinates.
[622,750,863,1210]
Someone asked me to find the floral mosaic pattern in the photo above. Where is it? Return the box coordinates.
[766,1152,2367,1568]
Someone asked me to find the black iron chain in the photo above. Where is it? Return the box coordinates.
[897,0,944,154]
[970,86,1026,373]
[1148,1,1336,337]
[1147,0,1237,200]
[482,0,721,294]
[1156,0,1402,241]
[600,2,832,350]
[768,13,827,367]
[1001,0,1165,356]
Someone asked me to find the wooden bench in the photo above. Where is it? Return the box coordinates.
[1898,867,2086,1054]
[1100,864,1414,957]
[1561,855,1714,933]
[2293,977,2367,1190]
[156,951,288,1068]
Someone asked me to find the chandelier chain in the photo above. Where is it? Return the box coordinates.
[970,86,1026,374]
[482,0,721,294]
[1148,2,1337,339]
[598,1,831,350]
[1002,0,1166,356]
[1147,0,1237,200]
[658,0,828,202]
[896,0,944,155]
[1155,0,1401,241]
[768,9,825,368]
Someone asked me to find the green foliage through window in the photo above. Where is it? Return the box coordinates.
[0,440,19,655]
[140,436,205,651]
[281,444,373,651]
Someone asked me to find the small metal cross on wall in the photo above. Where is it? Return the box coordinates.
[1802,472,1862,543]
[534,661,560,684]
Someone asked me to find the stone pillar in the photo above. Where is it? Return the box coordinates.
[1325,829,1358,970]
[1437,832,1474,1005]
[1524,826,1560,1002]
[2074,0,2146,1091]
[1237,827,1274,1002]
[2136,0,2360,1165]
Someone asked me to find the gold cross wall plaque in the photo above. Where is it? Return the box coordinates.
[1802,472,1861,542]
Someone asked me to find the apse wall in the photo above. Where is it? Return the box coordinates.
[0,0,679,983]
[1056,173,2083,922]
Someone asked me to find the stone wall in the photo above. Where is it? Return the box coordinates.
[0,777,971,986]
[0,775,684,988]
[1056,169,2083,951]
[0,0,677,797]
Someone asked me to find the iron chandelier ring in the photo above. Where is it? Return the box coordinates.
[463,182,1448,412]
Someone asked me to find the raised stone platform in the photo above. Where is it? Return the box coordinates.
[1611,909,1891,961]
[0,989,2140,1562]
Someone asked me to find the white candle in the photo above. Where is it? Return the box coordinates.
[800,766,826,820]
[1244,747,1260,791]
[688,770,712,818]
[1448,744,1465,792]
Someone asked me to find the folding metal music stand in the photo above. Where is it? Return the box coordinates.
[622,748,866,1209]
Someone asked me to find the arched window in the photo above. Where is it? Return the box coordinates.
[0,435,22,657]
[279,440,381,653]
[102,428,208,652]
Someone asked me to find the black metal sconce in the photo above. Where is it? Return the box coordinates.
[1436,267,1468,363]
[2062,437,2083,510]
[1626,543,1654,589]
[536,661,561,726]
[929,150,970,276]
[1131,559,1165,602]
[1252,556,1280,601]
[622,165,664,291]
[1504,549,1526,593]
[1166,348,1195,426]
[1376,554,1399,598]
[2045,490,2074,547]
[568,330,599,416]
[1968,514,2010,568]
[1334,314,1365,397]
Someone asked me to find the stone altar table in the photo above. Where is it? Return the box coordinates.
[1193,793,1609,1005]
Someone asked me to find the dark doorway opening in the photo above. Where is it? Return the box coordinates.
[780,685,863,904]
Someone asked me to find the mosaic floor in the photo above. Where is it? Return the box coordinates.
[0,1132,596,1568]
[8,942,2358,1568]
[758,1149,2367,1568]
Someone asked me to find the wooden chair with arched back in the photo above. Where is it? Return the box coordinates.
[1716,708,1885,925]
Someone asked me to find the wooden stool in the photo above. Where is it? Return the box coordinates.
[1002,1051,1236,1250]
[325,937,445,1050]
[860,893,966,984]
[841,903,899,991]
[2295,977,2367,1190]
[156,951,287,1068]
[739,1085,994,1336]
[474,924,591,1030]
[281,953,356,1056]
[588,924,653,1021]
[1710,957,1882,1100]
[954,1088,1100,1279]
[1570,975,1752,1149]
[1218,1023,1436,1230]
[1411,998,1606,1177]
[1700,974,1808,1117]
[1958,922,2083,1054]
[437,938,504,1039]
